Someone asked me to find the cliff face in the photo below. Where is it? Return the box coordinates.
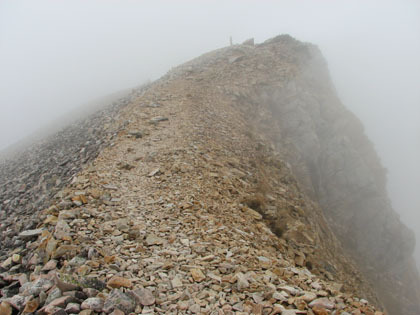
[0,35,418,314]
[220,35,420,314]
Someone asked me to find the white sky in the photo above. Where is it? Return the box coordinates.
[1,0,419,262]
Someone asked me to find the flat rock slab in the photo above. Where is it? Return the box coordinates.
[145,234,164,246]
[131,288,156,306]
[81,297,104,312]
[107,276,132,289]
[18,229,43,239]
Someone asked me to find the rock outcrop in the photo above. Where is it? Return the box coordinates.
[229,35,420,315]
[0,34,418,314]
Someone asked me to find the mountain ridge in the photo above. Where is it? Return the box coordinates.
[0,34,417,314]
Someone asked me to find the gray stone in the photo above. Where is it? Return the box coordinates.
[300,291,317,302]
[232,301,243,311]
[145,234,164,246]
[171,276,183,288]
[149,116,168,124]
[48,307,67,315]
[42,259,58,271]
[46,295,75,308]
[18,229,43,239]
[45,287,62,305]
[81,297,104,312]
[65,302,81,313]
[128,130,143,138]
[83,287,99,298]
[236,273,249,291]
[69,256,87,267]
[80,278,106,291]
[103,289,136,314]
[63,290,88,300]
[52,245,78,259]
[309,298,335,310]
[130,288,155,306]
[278,285,299,296]
[273,291,287,301]
[189,304,201,313]
[24,278,54,296]
[58,209,80,220]
[8,294,26,310]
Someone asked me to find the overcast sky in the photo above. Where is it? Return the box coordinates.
[1,0,419,262]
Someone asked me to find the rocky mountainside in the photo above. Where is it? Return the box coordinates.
[0,88,145,256]
[0,35,417,315]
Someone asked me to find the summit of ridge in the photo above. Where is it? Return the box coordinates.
[0,35,418,315]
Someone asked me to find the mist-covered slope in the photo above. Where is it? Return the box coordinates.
[0,89,143,256]
[0,35,417,314]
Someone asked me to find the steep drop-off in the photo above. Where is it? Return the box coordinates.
[0,35,417,314]
[227,35,420,315]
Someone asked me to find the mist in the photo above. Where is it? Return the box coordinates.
[1,0,419,264]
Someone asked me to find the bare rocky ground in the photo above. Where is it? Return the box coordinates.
[0,36,396,314]
[0,88,146,257]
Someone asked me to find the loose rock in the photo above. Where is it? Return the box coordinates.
[107,276,132,289]
[81,297,104,312]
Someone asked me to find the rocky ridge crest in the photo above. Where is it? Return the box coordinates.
[0,35,416,314]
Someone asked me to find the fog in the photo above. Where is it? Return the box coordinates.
[1,1,419,263]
